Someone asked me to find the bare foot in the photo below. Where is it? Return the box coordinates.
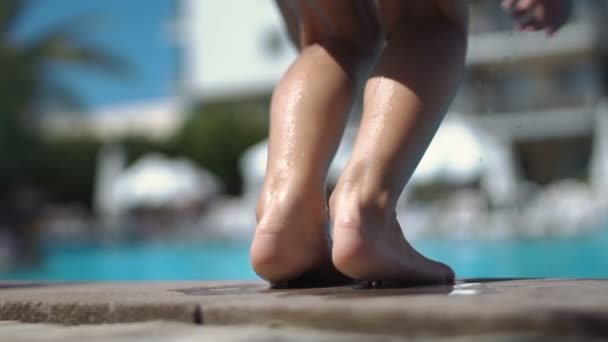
[330,186,454,286]
[250,193,352,287]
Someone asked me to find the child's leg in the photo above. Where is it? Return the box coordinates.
[251,0,379,283]
[331,0,468,285]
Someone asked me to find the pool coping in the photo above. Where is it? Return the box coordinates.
[1,278,607,338]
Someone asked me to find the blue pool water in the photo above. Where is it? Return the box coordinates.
[2,228,608,281]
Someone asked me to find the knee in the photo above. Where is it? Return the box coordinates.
[294,32,380,83]
[299,26,382,64]
[317,36,379,69]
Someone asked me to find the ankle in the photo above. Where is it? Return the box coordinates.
[256,184,326,226]
[330,170,399,226]
[330,191,397,232]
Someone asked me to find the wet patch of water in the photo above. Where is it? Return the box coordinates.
[172,277,528,298]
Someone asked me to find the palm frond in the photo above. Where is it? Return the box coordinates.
[26,29,130,76]
[1,6,132,118]
[0,0,30,37]
[37,81,87,112]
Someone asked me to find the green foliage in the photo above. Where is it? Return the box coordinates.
[0,0,127,207]
[0,0,270,208]
[0,0,30,37]
[26,136,102,206]
[8,97,272,205]
[173,100,269,195]
[118,135,172,165]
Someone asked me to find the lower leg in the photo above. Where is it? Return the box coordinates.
[331,16,467,284]
[251,39,365,283]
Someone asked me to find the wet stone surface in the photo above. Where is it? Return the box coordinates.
[5,320,597,342]
[0,279,607,340]
[173,277,516,297]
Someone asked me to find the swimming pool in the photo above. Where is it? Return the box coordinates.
[2,227,608,281]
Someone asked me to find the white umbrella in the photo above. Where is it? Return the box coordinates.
[410,113,485,185]
[110,154,220,211]
[239,140,268,197]
[239,127,358,195]
[239,114,486,191]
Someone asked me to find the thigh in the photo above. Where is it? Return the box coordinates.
[377,0,468,36]
[436,0,469,33]
[275,0,300,47]
[275,0,381,51]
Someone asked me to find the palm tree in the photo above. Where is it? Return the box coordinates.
[0,0,127,264]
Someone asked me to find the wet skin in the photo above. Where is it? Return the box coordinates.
[250,0,569,287]
[251,0,465,287]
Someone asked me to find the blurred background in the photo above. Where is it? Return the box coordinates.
[1,0,607,281]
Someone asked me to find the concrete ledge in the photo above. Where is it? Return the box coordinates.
[3,321,571,342]
[1,279,607,339]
